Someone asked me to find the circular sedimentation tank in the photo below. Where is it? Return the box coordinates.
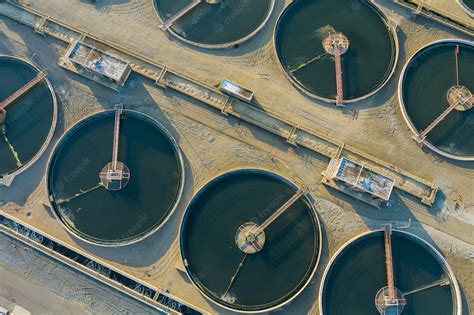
[319,230,462,315]
[0,55,57,185]
[399,39,474,161]
[153,0,275,49]
[274,0,398,104]
[180,169,322,313]
[47,109,184,246]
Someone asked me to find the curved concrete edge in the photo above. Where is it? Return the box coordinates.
[0,55,58,187]
[318,229,462,315]
[44,108,186,247]
[153,0,275,49]
[178,167,324,314]
[272,0,399,105]
[397,38,474,162]
[457,0,474,18]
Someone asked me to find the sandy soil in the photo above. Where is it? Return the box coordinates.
[0,233,159,314]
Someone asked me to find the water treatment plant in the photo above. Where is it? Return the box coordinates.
[0,0,473,314]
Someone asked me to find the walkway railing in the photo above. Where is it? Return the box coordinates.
[160,0,201,31]
[0,72,45,109]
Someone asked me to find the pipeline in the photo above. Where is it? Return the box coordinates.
[223,253,248,297]
[57,182,104,204]
[289,52,329,73]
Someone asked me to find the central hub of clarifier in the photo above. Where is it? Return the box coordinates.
[447,85,473,112]
[322,32,350,55]
[235,222,266,254]
[99,161,131,191]
[375,286,406,315]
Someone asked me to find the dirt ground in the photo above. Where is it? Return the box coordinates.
[0,233,159,314]
[0,0,473,314]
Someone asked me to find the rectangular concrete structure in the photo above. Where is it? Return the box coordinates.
[59,40,131,91]
[219,79,255,103]
[395,0,473,36]
[322,158,394,209]
[325,157,395,201]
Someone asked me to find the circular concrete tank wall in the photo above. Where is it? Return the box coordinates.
[319,229,462,315]
[180,169,322,313]
[399,39,474,161]
[46,109,184,246]
[0,55,57,186]
[457,0,474,16]
[154,0,275,49]
[274,0,398,104]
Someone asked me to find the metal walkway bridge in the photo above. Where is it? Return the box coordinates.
[0,72,45,109]
[384,225,396,301]
[259,188,305,231]
[334,45,344,106]
[375,225,407,315]
[111,104,123,171]
[416,92,470,142]
[160,0,202,31]
[322,32,349,106]
[236,188,306,254]
[99,104,130,191]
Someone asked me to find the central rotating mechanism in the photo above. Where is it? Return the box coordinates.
[99,104,130,191]
[235,222,266,254]
[375,286,406,315]
[447,85,473,112]
[322,32,350,55]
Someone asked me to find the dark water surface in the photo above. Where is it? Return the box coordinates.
[402,42,474,158]
[0,57,54,176]
[181,170,320,312]
[154,0,272,46]
[275,0,396,101]
[322,231,455,315]
[48,111,182,244]
[462,0,474,10]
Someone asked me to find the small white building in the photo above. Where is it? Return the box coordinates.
[59,40,131,91]
[219,79,254,102]
[322,157,395,208]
